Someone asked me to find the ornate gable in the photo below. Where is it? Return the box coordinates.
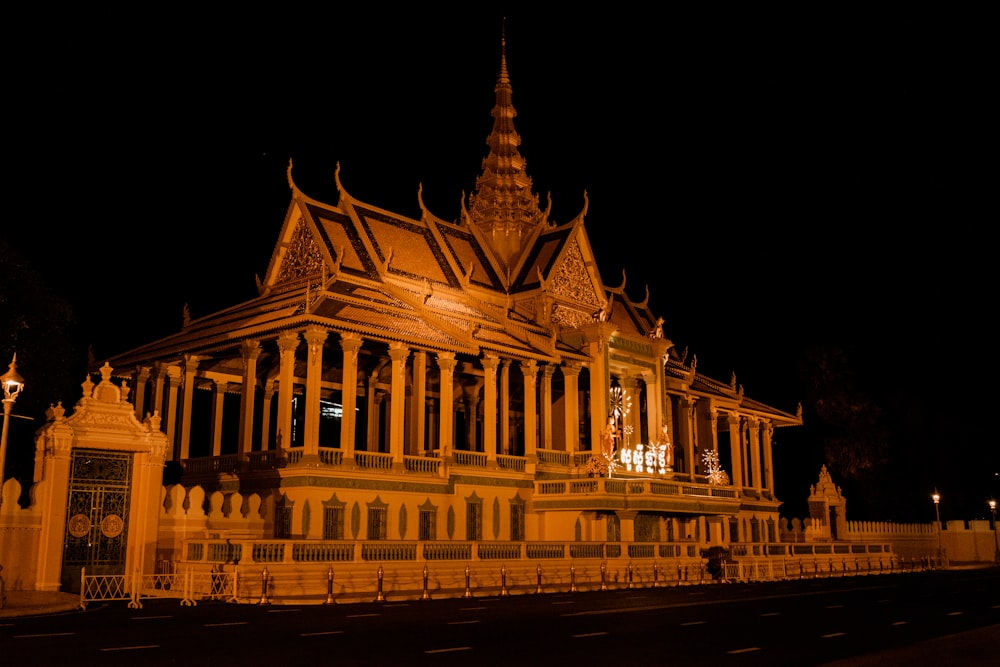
[275,217,325,284]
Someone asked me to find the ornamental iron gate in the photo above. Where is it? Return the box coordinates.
[61,449,133,593]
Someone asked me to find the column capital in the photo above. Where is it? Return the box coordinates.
[436,351,457,372]
[388,341,410,362]
[339,332,363,354]
[278,330,301,353]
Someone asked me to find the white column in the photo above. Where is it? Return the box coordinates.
[276,331,300,452]
[436,353,456,458]
[520,360,538,461]
[211,381,228,457]
[239,341,261,459]
[302,326,328,459]
[339,333,362,462]
[482,353,499,462]
[388,342,410,465]
[179,356,199,460]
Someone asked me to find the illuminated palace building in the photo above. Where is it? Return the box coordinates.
[20,34,818,599]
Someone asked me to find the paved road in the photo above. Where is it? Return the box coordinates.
[2,568,998,665]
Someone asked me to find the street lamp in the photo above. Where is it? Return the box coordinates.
[989,499,999,564]
[0,353,25,501]
[932,488,942,564]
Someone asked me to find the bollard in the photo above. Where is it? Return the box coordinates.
[324,566,336,605]
[463,565,473,598]
[652,562,659,588]
[421,564,431,600]
[535,564,543,595]
[257,566,270,605]
[600,560,608,591]
[374,565,385,603]
[569,564,577,593]
[500,564,509,597]
[626,562,633,590]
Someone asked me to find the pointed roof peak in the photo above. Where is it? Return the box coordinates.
[465,22,546,278]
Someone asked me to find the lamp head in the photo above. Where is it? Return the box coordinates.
[932,489,940,505]
[1,354,24,403]
[990,499,997,512]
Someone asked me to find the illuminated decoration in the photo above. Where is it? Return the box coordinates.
[619,442,669,474]
[702,449,730,485]
[583,451,618,478]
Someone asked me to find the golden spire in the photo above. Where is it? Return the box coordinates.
[466,21,544,269]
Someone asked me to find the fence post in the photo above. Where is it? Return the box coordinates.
[324,566,336,605]
[535,564,544,594]
[569,564,577,593]
[600,560,608,591]
[500,564,509,597]
[626,562,633,589]
[257,567,270,605]
[420,564,431,601]
[374,565,385,603]
[463,565,473,598]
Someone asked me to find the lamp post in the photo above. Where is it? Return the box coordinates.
[932,489,942,564]
[0,354,25,504]
[989,499,999,565]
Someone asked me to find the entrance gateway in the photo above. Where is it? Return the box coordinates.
[61,449,133,592]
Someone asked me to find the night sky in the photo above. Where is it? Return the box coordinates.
[3,9,993,522]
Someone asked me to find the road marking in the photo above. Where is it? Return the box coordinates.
[346,613,380,618]
[552,601,574,605]
[425,647,472,654]
[681,621,706,626]
[100,645,160,652]
[761,612,781,617]
[728,647,760,654]
[13,632,76,638]
[448,620,480,625]
[267,609,301,613]
[301,630,344,636]
[946,611,964,616]
[132,615,173,620]
[822,632,847,638]
[460,606,488,611]
[205,622,249,627]
[825,605,844,609]
[573,632,608,638]
[891,621,908,626]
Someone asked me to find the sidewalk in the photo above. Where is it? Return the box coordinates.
[0,590,81,618]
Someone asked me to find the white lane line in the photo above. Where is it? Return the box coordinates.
[132,615,173,620]
[891,621,908,626]
[100,645,160,652]
[825,605,844,609]
[13,632,76,638]
[680,621,706,626]
[301,630,345,636]
[946,611,964,616]
[204,622,250,627]
[728,647,760,654]
[761,612,781,617]
[448,620,480,625]
[822,632,847,638]
[552,601,575,605]
[460,607,488,611]
[267,609,301,613]
[573,632,608,638]
[425,647,472,654]
[346,613,380,618]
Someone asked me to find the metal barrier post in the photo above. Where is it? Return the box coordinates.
[652,562,659,588]
[374,565,386,603]
[569,564,577,593]
[463,565,473,598]
[600,560,608,591]
[535,564,543,594]
[324,566,336,605]
[626,562,633,589]
[500,564,509,597]
[257,567,270,605]
[421,564,431,600]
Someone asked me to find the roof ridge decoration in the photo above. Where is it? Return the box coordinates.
[462,24,549,281]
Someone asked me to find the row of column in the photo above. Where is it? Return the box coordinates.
[131,327,668,467]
